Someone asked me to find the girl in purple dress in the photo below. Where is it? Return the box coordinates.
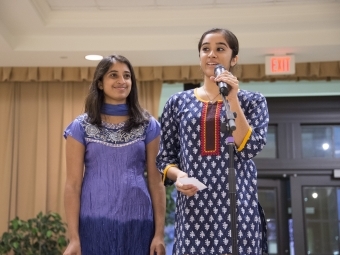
[63,55,166,255]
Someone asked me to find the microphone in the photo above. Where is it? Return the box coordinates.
[214,64,229,96]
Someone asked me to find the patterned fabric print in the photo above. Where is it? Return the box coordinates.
[77,114,146,147]
[156,89,269,255]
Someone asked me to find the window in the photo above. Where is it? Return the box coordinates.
[256,125,277,158]
[301,125,340,158]
[303,186,340,254]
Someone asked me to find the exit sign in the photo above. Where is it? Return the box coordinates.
[265,55,295,75]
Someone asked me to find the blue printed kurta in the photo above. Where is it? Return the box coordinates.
[156,89,269,255]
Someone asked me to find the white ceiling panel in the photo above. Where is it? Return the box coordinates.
[47,0,97,9]
[44,0,340,10]
[43,0,340,10]
[156,0,214,6]
[0,0,338,66]
[215,0,273,3]
[96,0,155,8]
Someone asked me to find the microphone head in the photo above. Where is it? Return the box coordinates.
[214,64,229,96]
[214,64,225,75]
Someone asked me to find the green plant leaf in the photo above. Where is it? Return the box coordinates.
[0,212,68,254]
[165,185,176,226]
[12,241,19,249]
[46,230,52,238]
[11,220,19,231]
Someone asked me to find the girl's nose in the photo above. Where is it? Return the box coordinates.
[117,75,126,84]
[208,50,216,58]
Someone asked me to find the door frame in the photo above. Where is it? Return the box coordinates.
[258,178,290,255]
[290,175,340,255]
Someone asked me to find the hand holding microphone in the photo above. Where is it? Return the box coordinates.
[213,64,239,97]
[214,64,230,96]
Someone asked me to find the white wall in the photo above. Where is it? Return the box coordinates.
[158,80,340,117]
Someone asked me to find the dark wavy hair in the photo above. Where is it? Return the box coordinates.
[84,54,149,132]
[198,28,239,71]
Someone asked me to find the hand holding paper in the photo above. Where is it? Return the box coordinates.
[177,177,207,191]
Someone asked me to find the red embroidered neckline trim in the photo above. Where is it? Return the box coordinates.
[200,102,221,156]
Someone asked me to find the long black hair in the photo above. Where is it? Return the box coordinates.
[84,54,149,132]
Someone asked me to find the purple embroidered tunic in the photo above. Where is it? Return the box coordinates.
[64,114,160,255]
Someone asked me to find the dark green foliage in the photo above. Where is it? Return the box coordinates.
[165,185,176,245]
[165,185,176,226]
[0,212,67,255]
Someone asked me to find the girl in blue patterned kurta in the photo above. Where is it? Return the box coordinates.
[156,28,269,255]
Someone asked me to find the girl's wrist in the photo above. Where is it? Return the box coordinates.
[176,171,187,179]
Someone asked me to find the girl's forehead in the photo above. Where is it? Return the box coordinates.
[202,33,226,43]
[108,62,129,71]
[201,33,229,48]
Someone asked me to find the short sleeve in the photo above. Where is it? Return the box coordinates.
[63,118,86,145]
[156,94,181,186]
[145,116,161,144]
[236,90,269,160]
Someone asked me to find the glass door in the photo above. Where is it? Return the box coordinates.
[258,178,290,255]
[290,175,340,255]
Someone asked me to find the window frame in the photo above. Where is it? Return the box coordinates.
[254,96,340,172]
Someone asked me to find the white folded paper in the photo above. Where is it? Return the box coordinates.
[177,177,207,191]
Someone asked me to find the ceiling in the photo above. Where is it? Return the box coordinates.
[0,0,339,67]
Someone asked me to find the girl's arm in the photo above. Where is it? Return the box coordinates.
[146,135,166,255]
[63,136,85,255]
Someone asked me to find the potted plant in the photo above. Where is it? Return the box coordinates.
[0,212,67,255]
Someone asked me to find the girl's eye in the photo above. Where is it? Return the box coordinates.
[217,47,225,51]
[124,74,131,79]
[202,47,209,52]
[110,73,118,78]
